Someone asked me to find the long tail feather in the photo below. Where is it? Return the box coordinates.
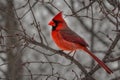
[83,48,113,74]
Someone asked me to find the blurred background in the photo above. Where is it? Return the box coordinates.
[0,0,120,80]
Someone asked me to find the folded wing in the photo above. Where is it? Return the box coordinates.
[60,29,89,47]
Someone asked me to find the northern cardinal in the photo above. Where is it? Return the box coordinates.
[48,12,112,74]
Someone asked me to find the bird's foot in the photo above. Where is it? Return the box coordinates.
[58,50,64,52]
[67,50,76,58]
[57,50,65,56]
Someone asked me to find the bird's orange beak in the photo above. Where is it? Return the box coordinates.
[48,20,55,26]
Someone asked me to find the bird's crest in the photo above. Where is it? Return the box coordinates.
[52,11,63,21]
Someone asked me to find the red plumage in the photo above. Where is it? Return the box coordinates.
[48,12,113,74]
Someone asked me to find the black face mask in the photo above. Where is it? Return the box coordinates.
[52,19,60,31]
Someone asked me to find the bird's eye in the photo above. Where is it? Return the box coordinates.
[51,20,59,31]
[53,20,58,23]
[52,20,58,26]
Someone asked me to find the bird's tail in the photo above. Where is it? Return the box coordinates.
[83,48,113,74]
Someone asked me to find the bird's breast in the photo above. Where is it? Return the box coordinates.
[51,31,82,51]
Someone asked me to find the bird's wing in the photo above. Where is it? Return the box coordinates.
[60,29,89,47]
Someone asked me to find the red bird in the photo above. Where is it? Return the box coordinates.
[48,12,112,74]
